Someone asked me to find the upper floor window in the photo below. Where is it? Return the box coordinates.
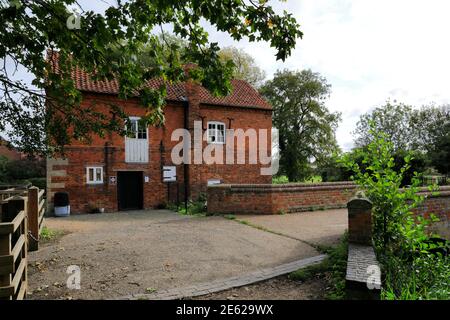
[207,121,225,144]
[86,166,103,184]
[127,117,147,139]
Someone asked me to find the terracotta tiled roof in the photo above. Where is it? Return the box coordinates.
[49,52,272,110]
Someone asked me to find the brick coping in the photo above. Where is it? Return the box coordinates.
[117,255,326,300]
[209,181,355,188]
[208,183,450,196]
[209,182,357,193]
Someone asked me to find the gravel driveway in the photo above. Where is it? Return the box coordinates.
[28,210,322,300]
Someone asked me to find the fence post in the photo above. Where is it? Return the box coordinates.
[27,187,39,251]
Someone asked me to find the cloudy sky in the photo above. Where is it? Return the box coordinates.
[11,0,450,150]
[202,0,450,151]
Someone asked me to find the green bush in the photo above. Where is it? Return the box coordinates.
[5,159,45,180]
[169,193,207,216]
[272,175,289,184]
[382,254,450,300]
[341,122,449,300]
[27,177,46,190]
[0,156,8,182]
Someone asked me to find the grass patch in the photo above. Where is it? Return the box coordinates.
[288,261,329,282]
[167,198,208,217]
[289,233,348,300]
[40,226,65,243]
[235,219,286,236]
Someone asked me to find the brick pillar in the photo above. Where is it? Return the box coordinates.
[185,79,202,200]
[46,156,69,213]
[347,192,373,245]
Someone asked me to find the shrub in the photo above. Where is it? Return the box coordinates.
[272,175,289,184]
[341,122,448,300]
[0,156,8,182]
[340,125,434,251]
[5,158,45,180]
[169,194,207,217]
[27,177,46,190]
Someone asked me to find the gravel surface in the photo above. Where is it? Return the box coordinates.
[192,275,329,300]
[28,210,321,300]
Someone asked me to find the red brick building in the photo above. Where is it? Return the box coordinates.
[47,66,273,214]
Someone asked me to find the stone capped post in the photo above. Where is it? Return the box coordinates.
[345,192,381,299]
[347,192,373,245]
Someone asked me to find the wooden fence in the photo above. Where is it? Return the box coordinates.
[0,185,29,202]
[0,197,28,300]
[0,185,46,300]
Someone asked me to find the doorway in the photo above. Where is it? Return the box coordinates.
[117,171,144,211]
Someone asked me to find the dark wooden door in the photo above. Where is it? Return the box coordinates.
[117,171,143,211]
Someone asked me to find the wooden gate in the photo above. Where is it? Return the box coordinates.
[0,197,28,300]
[0,185,46,300]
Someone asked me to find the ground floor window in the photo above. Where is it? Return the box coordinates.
[86,167,103,184]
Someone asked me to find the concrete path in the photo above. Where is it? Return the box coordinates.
[235,209,348,247]
[121,255,326,300]
[28,210,320,300]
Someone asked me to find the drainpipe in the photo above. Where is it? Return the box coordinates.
[183,100,189,213]
[104,142,110,190]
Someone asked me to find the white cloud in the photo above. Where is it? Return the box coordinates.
[205,0,450,150]
[6,1,450,151]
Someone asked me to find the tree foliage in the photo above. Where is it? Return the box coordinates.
[354,101,415,151]
[341,123,434,250]
[354,102,449,174]
[428,122,450,174]
[260,69,341,181]
[218,46,266,87]
[0,0,302,155]
[113,38,266,88]
[354,101,450,152]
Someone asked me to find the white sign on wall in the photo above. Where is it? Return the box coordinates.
[162,166,176,182]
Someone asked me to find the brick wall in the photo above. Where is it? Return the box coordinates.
[413,187,450,238]
[207,182,357,215]
[208,184,450,219]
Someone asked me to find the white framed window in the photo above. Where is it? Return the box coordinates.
[207,121,225,144]
[126,117,147,140]
[86,167,103,184]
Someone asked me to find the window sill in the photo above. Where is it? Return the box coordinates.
[207,142,226,145]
